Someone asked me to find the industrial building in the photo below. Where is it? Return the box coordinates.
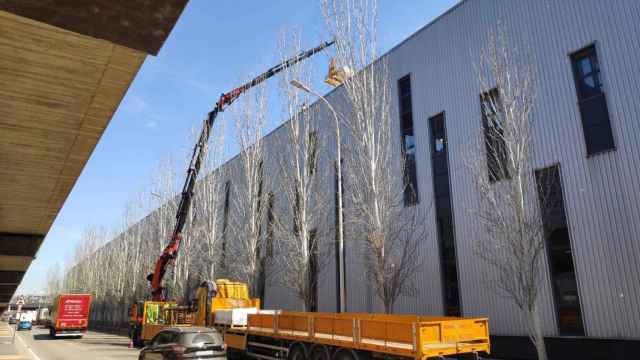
[248,0,640,357]
[65,1,639,358]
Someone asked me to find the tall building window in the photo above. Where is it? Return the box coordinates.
[536,165,584,335]
[256,160,264,216]
[334,159,346,311]
[308,130,318,176]
[220,181,231,270]
[266,192,275,258]
[293,186,301,236]
[570,44,614,156]
[398,75,419,206]
[480,88,509,182]
[308,229,319,312]
[429,112,461,316]
[259,192,275,306]
[255,161,266,301]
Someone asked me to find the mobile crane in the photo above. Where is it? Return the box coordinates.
[129,39,491,360]
[129,40,335,346]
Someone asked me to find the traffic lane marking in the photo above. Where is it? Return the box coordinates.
[17,328,139,360]
[14,332,40,360]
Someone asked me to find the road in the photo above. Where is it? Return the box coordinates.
[12,325,140,360]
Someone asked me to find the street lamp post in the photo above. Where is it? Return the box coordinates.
[290,79,346,313]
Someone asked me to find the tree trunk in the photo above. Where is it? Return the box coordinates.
[383,299,393,314]
[208,262,215,282]
[528,307,548,360]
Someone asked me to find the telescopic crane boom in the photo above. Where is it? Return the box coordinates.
[147,40,335,301]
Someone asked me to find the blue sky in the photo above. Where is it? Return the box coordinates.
[18,0,458,294]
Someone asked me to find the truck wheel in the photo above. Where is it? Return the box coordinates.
[457,353,480,360]
[49,328,56,338]
[287,344,307,360]
[332,349,360,360]
[309,345,330,360]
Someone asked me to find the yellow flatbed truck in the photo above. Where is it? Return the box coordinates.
[129,280,260,346]
[221,311,490,360]
[132,280,491,359]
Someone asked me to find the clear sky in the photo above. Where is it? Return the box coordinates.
[17,0,458,295]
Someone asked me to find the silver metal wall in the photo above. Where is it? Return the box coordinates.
[97,0,639,340]
[260,0,640,339]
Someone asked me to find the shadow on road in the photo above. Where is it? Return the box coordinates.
[78,340,131,347]
[33,334,62,341]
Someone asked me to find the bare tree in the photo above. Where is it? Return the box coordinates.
[63,225,114,330]
[73,226,108,294]
[110,197,145,302]
[63,214,140,328]
[60,119,232,326]
[228,84,271,299]
[470,27,549,360]
[147,157,183,300]
[322,0,424,314]
[124,193,147,301]
[274,34,333,311]
[46,262,64,300]
[190,122,227,283]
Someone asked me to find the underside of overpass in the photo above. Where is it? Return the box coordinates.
[0,0,188,313]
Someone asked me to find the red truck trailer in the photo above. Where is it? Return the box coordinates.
[48,294,92,338]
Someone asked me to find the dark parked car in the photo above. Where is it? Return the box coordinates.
[139,327,226,360]
[8,316,17,325]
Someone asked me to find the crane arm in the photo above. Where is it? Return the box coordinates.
[148,39,335,301]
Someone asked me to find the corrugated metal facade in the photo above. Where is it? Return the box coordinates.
[259,0,640,339]
[94,0,640,340]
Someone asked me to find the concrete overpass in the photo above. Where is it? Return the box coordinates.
[0,0,189,313]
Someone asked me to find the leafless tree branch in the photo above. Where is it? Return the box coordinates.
[469,24,549,360]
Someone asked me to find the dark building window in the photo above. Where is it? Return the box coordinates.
[334,159,346,311]
[536,165,584,335]
[481,88,510,182]
[308,130,318,176]
[429,112,461,317]
[256,160,264,215]
[266,192,275,258]
[256,245,266,301]
[308,229,319,312]
[570,44,614,155]
[398,75,419,206]
[293,186,301,236]
[221,181,231,270]
[257,192,276,304]
[255,161,266,301]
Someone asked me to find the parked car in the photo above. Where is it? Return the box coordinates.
[139,327,226,360]
[17,320,32,331]
[8,316,17,325]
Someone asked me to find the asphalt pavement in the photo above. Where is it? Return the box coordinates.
[1,322,502,360]
[7,325,139,360]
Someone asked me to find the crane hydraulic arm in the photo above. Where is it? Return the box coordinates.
[147,40,335,301]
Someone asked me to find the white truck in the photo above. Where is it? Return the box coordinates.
[19,311,36,322]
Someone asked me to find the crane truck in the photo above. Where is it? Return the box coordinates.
[130,40,335,346]
[136,281,490,359]
[129,40,492,359]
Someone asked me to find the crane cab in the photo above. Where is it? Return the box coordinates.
[129,279,260,347]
